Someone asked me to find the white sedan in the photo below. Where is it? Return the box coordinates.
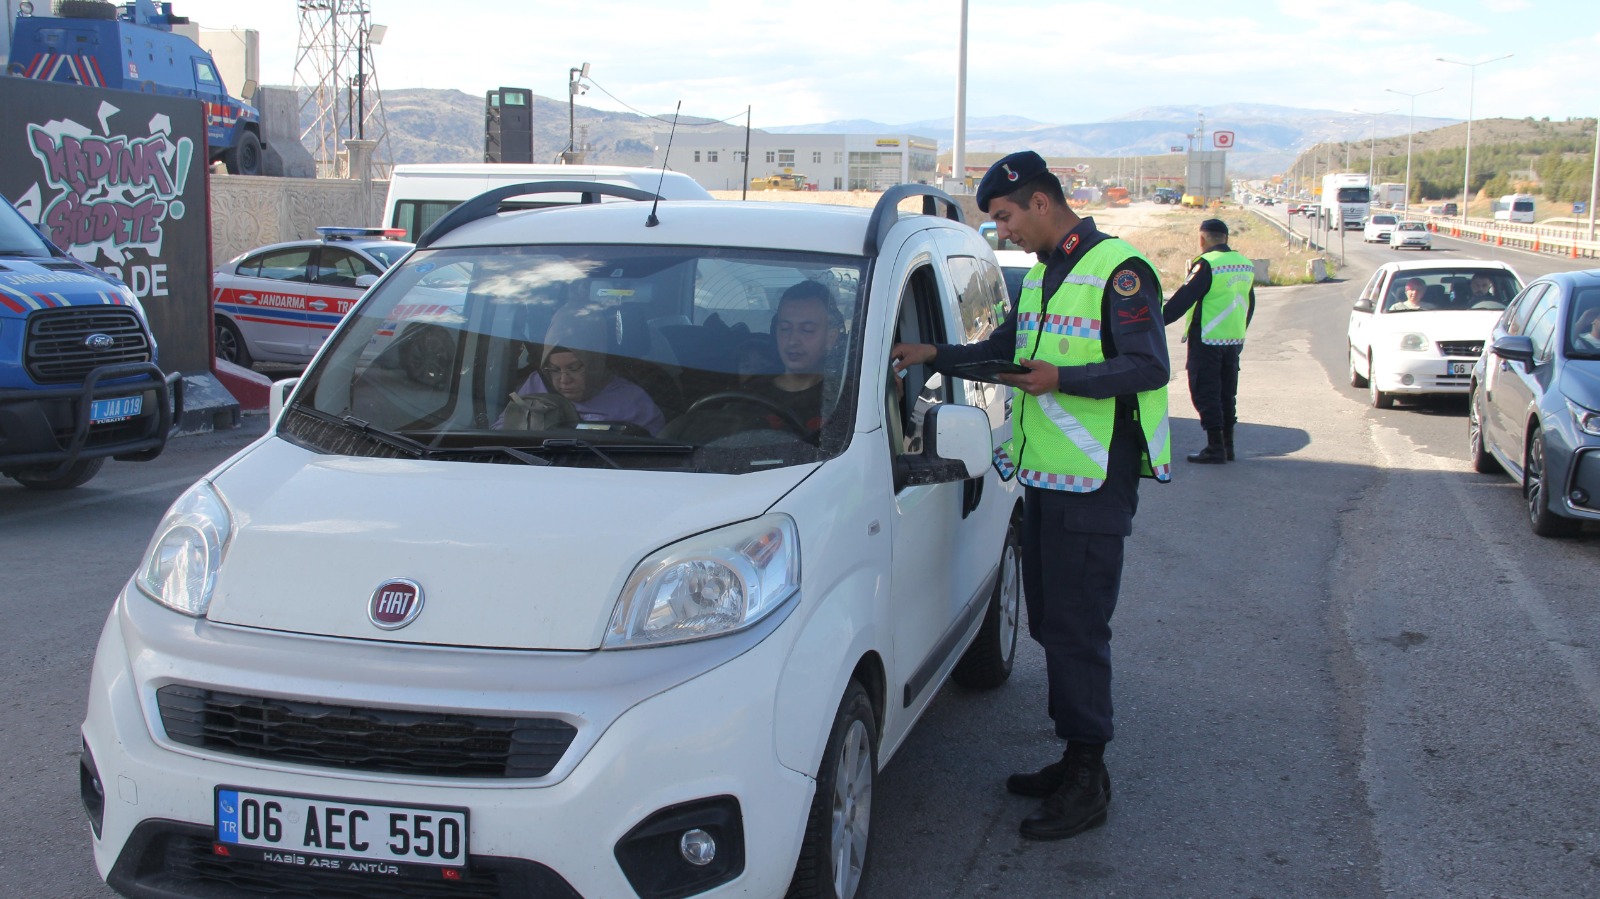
[1363,214,1398,243]
[1389,220,1433,250]
[1347,260,1523,408]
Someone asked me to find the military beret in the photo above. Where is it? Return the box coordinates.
[1199,218,1229,235]
[976,150,1048,213]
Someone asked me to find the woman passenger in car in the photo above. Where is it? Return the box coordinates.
[495,309,665,434]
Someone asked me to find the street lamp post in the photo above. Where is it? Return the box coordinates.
[1352,108,1397,194]
[1437,54,1512,223]
[1385,86,1442,217]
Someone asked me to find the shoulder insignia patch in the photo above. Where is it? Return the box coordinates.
[1112,270,1141,296]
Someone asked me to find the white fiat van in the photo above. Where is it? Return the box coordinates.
[383,163,715,241]
[82,184,1022,899]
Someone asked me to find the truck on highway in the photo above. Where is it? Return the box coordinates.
[1320,173,1371,230]
[7,0,264,174]
[1375,183,1406,208]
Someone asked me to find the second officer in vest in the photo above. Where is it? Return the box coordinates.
[1162,218,1255,463]
[892,151,1171,841]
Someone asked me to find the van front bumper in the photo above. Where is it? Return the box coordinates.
[0,362,180,474]
[83,587,811,899]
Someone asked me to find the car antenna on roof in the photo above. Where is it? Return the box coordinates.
[646,101,682,228]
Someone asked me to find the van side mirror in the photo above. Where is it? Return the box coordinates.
[895,403,991,490]
[1490,335,1536,370]
[268,377,300,426]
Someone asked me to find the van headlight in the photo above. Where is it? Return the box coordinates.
[604,514,798,649]
[1397,332,1429,352]
[135,481,231,616]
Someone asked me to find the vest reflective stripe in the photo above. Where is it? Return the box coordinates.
[997,237,1172,491]
[1189,250,1253,346]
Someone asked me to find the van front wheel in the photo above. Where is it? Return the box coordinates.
[952,522,1020,689]
[787,681,877,899]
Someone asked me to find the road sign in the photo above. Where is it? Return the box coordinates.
[1213,131,1236,149]
[1169,146,1182,153]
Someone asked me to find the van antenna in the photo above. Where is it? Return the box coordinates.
[646,101,682,228]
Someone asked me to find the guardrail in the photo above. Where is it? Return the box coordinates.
[1411,212,1600,261]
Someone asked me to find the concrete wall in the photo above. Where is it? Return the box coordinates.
[211,174,389,266]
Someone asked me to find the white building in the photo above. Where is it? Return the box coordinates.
[651,131,939,192]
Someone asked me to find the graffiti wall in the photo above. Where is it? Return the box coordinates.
[0,77,211,374]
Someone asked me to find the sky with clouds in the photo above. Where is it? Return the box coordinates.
[175,0,1595,128]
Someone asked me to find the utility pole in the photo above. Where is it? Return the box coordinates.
[951,0,968,193]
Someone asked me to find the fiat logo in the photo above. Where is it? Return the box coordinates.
[84,333,115,351]
[368,579,424,630]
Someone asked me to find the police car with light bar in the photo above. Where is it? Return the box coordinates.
[212,227,413,367]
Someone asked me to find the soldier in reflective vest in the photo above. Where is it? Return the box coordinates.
[1162,218,1255,463]
[892,150,1170,842]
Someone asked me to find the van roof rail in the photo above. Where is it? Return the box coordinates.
[414,181,661,248]
[864,185,965,257]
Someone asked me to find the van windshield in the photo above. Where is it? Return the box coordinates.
[0,198,52,256]
[282,244,868,474]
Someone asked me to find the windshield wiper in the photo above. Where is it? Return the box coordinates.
[426,444,552,466]
[538,438,623,469]
[339,415,431,458]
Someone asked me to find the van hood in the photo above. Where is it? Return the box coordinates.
[0,257,138,321]
[205,437,816,650]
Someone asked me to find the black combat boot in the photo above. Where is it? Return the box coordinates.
[1006,756,1113,801]
[1223,426,1236,461]
[1186,428,1227,464]
[1019,748,1111,840]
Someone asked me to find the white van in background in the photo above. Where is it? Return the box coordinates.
[1493,193,1536,224]
[382,164,714,241]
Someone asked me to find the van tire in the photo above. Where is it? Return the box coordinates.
[787,681,876,899]
[224,132,263,176]
[14,457,104,490]
[57,0,118,19]
[952,522,1021,690]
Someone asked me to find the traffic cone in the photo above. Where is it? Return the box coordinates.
[1534,237,1541,253]
[1496,233,1503,246]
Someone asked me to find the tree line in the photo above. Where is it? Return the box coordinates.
[1372,134,1596,202]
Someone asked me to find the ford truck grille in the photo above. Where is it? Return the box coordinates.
[24,307,151,383]
[155,685,578,779]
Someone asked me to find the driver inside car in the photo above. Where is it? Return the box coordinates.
[495,307,665,434]
[747,279,844,434]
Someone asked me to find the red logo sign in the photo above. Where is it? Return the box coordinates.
[369,579,424,630]
[1213,131,1236,149]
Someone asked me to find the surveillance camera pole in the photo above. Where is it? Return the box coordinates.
[565,62,589,165]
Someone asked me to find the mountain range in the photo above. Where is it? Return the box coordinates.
[343,91,1458,178]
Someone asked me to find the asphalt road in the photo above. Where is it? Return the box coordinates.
[4,220,1598,898]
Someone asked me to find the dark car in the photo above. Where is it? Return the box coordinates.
[1469,269,1600,536]
[1442,202,1459,216]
